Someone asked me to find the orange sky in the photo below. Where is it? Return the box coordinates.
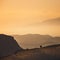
[0,0,60,36]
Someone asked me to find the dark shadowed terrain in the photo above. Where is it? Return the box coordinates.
[0,34,60,60]
[0,34,23,57]
[0,44,60,60]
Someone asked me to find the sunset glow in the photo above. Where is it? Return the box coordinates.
[0,0,60,36]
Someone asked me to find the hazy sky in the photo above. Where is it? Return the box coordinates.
[0,0,60,36]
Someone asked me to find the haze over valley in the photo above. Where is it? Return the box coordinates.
[0,0,60,60]
[13,34,60,49]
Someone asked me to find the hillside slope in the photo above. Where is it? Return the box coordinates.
[1,44,60,60]
[13,34,60,49]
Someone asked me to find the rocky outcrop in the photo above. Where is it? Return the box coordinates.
[0,34,23,57]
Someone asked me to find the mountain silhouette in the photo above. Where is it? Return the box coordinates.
[13,34,60,49]
[0,34,23,57]
[0,34,60,60]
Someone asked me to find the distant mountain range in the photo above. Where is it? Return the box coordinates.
[13,34,60,49]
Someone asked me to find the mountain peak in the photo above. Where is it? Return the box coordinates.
[0,34,23,57]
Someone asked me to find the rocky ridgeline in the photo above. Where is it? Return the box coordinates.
[0,34,23,57]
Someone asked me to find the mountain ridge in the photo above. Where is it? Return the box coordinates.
[13,34,60,49]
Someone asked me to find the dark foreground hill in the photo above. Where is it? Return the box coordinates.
[1,44,60,60]
[0,34,23,57]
